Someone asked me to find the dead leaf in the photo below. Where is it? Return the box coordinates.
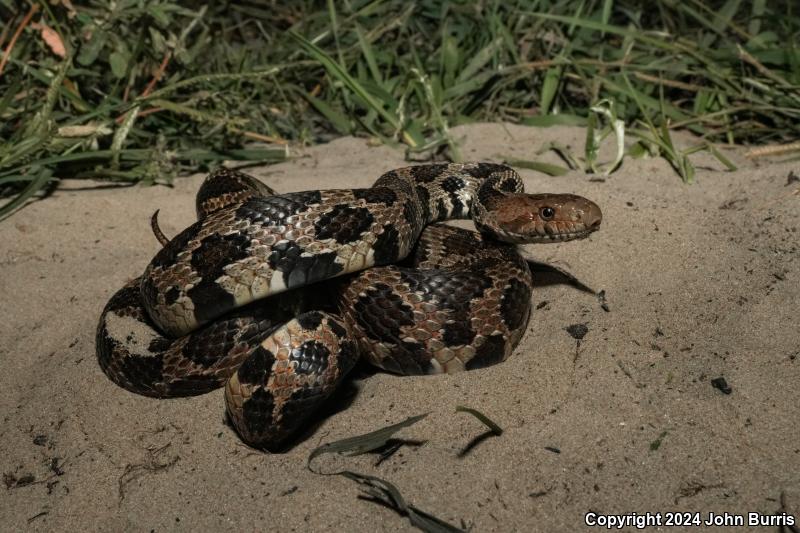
[40,25,66,57]
[31,21,66,58]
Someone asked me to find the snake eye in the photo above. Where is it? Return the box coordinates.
[539,207,555,220]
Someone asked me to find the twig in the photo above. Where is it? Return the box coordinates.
[115,51,171,124]
[745,142,800,159]
[0,4,40,78]
[241,130,289,145]
[632,72,702,92]
[737,44,791,87]
[135,106,164,119]
[142,52,172,98]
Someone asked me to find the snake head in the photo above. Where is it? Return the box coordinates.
[476,193,602,243]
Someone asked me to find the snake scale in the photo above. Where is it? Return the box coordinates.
[97,163,602,449]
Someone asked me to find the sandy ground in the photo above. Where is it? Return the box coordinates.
[1,123,798,532]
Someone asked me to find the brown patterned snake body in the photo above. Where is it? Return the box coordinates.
[97,163,602,448]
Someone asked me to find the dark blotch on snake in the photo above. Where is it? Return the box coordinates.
[435,198,448,221]
[187,280,237,324]
[450,195,466,218]
[182,320,239,369]
[277,385,332,440]
[415,185,432,224]
[241,387,275,438]
[149,222,199,269]
[392,340,433,375]
[372,224,401,264]
[290,340,330,376]
[190,232,250,280]
[400,269,491,306]
[296,311,323,331]
[499,176,520,192]
[280,337,359,437]
[118,354,164,393]
[139,278,159,317]
[296,251,343,288]
[465,162,509,180]
[500,277,533,332]
[328,318,347,339]
[442,228,482,258]
[441,176,468,218]
[353,187,398,206]
[147,336,173,353]
[402,198,418,231]
[268,240,301,272]
[478,174,521,205]
[410,164,447,183]
[441,175,465,194]
[338,340,358,367]
[372,171,413,196]
[466,334,507,370]
[353,283,415,341]
[376,169,398,180]
[164,286,180,306]
[237,345,275,385]
[314,204,375,244]
[195,169,273,215]
[442,320,476,347]
[235,191,321,227]
[400,268,492,346]
[405,236,430,266]
[268,242,344,288]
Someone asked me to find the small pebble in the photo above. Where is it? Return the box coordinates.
[711,377,732,394]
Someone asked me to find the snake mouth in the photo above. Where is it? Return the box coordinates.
[548,223,601,241]
[496,220,601,244]
[526,229,596,243]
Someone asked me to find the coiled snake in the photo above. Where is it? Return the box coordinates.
[96,163,602,449]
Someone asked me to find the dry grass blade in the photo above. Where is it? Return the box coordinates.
[307,413,428,469]
[340,471,464,533]
[585,99,624,176]
[0,167,53,221]
[455,406,503,436]
[745,142,800,159]
[305,413,464,531]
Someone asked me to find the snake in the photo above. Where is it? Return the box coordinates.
[96,163,602,449]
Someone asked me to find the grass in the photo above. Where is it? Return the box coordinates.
[1,0,799,218]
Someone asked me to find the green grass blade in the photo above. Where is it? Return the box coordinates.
[355,24,383,86]
[0,168,54,221]
[706,144,738,171]
[521,114,588,127]
[712,0,744,34]
[456,37,502,84]
[299,90,353,134]
[502,157,570,176]
[288,31,416,146]
[540,67,562,114]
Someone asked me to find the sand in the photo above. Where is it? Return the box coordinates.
[1,123,798,532]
